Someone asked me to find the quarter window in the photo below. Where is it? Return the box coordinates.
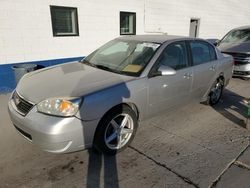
[157,42,188,70]
[208,44,217,61]
[50,6,79,37]
[190,41,217,65]
[120,12,136,35]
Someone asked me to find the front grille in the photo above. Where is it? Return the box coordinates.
[14,124,32,141]
[233,70,250,76]
[223,52,250,65]
[13,92,34,116]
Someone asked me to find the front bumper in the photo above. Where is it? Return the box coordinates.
[8,98,100,154]
[233,64,250,78]
[233,70,250,78]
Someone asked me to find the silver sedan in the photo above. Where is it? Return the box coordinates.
[8,35,233,154]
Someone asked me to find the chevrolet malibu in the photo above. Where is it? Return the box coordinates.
[8,35,234,155]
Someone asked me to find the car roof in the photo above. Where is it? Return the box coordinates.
[117,35,194,44]
[232,25,250,30]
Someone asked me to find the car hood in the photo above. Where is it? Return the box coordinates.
[16,62,135,103]
[218,41,250,54]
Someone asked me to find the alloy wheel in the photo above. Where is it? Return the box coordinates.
[104,113,134,150]
[210,81,223,104]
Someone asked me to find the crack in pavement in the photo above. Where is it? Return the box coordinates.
[129,145,200,188]
[234,160,250,170]
[209,144,250,188]
[229,135,250,142]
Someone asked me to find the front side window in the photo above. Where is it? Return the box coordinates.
[190,41,216,65]
[83,40,160,76]
[50,6,79,36]
[157,42,188,70]
[120,12,136,35]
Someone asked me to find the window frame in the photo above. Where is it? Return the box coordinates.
[50,5,79,37]
[188,40,217,66]
[120,11,136,35]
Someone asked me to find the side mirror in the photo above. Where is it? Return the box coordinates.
[158,65,176,76]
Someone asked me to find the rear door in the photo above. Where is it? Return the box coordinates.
[188,40,218,99]
[147,41,193,116]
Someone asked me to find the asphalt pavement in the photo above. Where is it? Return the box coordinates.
[0,78,249,188]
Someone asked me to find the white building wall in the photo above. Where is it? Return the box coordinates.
[0,0,250,65]
[145,0,250,38]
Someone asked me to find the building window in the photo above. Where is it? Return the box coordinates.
[120,12,136,35]
[50,6,79,37]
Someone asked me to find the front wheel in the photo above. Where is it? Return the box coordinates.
[207,78,224,105]
[93,105,138,155]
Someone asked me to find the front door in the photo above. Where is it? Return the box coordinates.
[147,41,193,117]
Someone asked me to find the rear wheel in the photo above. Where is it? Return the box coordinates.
[207,78,224,105]
[93,105,138,155]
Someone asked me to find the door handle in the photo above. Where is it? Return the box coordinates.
[183,73,192,79]
[209,66,216,71]
[183,73,189,79]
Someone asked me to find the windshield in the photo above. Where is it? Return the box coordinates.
[220,29,250,44]
[82,40,160,76]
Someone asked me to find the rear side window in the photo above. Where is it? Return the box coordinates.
[208,44,217,61]
[190,41,217,65]
[157,41,188,70]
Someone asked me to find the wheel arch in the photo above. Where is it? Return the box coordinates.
[218,72,225,83]
[201,72,225,103]
[93,102,139,152]
[94,102,139,137]
[100,103,140,122]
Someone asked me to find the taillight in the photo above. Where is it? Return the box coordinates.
[232,60,235,65]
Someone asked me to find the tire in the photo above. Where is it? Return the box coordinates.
[93,105,138,155]
[206,78,224,105]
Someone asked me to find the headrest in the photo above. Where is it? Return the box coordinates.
[166,46,181,57]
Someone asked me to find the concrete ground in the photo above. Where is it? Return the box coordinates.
[0,78,250,188]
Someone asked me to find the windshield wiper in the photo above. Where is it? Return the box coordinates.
[82,60,123,74]
[96,64,125,74]
[95,65,117,72]
[81,60,97,68]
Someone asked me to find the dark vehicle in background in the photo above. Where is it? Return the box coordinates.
[216,26,250,78]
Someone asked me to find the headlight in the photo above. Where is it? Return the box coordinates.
[37,97,82,117]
